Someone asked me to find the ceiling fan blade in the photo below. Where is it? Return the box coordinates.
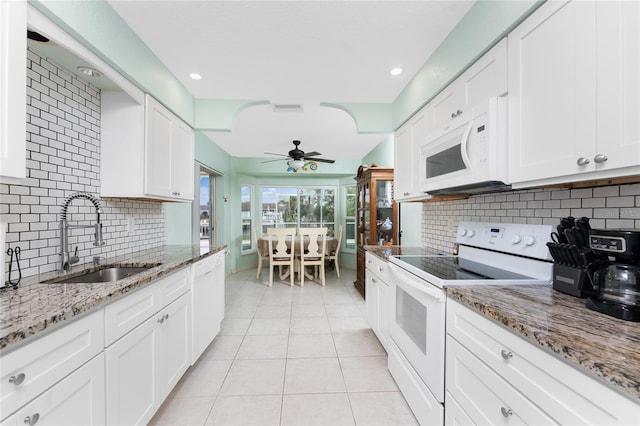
[260,158,288,163]
[264,152,289,157]
[303,151,322,157]
[309,158,335,164]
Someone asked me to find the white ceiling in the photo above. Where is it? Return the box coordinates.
[106,0,474,161]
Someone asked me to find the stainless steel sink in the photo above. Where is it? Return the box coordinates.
[45,264,161,284]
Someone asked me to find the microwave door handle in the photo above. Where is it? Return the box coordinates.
[460,121,474,169]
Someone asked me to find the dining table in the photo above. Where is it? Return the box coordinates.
[257,235,338,281]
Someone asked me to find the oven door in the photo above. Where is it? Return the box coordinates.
[388,262,446,402]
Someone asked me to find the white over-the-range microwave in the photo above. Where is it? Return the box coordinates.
[419,97,509,195]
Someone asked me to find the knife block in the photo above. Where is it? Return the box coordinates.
[552,263,594,298]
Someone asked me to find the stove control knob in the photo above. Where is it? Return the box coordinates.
[512,234,522,245]
[467,229,475,238]
[525,235,536,246]
[459,228,468,237]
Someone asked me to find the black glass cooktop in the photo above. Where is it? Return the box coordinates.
[392,255,535,281]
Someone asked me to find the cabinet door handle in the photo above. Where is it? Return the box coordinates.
[576,157,590,166]
[500,349,513,360]
[450,112,456,119]
[24,414,40,425]
[500,407,513,418]
[593,154,608,164]
[9,373,26,385]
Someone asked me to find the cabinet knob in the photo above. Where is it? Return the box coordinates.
[456,109,463,117]
[500,407,513,418]
[593,154,608,164]
[24,414,40,425]
[9,373,25,385]
[450,112,456,119]
[576,157,590,166]
[500,349,513,360]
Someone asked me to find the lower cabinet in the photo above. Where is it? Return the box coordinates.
[445,299,640,425]
[105,291,191,426]
[364,252,392,350]
[0,255,227,425]
[0,310,104,422]
[9,354,106,426]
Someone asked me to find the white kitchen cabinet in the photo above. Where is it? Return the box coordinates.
[104,268,192,425]
[430,38,507,133]
[101,92,194,201]
[0,310,104,419]
[191,251,225,364]
[364,252,391,350]
[445,299,640,425]
[105,291,191,426]
[105,309,158,426]
[0,0,26,183]
[9,354,105,426]
[394,104,431,201]
[508,0,640,188]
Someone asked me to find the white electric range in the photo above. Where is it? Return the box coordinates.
[384,221,554,425]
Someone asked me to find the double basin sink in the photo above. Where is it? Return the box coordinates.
[44,263,162,284]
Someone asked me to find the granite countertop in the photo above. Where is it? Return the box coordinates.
[446,285,640,401]
[367,247,640,402]
[0,245,225,353]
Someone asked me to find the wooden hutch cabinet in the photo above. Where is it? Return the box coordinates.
[354,166,398,298]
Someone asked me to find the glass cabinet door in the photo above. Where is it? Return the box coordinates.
[375,180,394,245]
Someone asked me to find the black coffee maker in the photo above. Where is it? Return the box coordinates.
[587,229,640,322]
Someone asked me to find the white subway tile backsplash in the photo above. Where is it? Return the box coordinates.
[1,49,166,283]
[422,183,640,253]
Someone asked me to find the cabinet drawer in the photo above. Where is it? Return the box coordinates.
[0,310,104,417]
[365,252,391,283]
[446,336,554,425]
[158,268,190,307]
[191,253,221,278]
[12,353,105,426]
[104,282,159,346]
[447,300,640,425]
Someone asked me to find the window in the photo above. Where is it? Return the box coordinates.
[260,186,336,235]
[241,185,253,253]
[344,185,356,251]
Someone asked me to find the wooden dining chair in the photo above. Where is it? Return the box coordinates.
[254,226,269,279]
[297,227,327,287]
[267,227,296,287]
[325,224,343,278]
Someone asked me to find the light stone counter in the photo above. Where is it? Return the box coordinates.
[0,245,225,352]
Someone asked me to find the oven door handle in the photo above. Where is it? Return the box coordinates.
[389,263,447,303]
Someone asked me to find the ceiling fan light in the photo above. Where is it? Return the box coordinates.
[287,159,305,170]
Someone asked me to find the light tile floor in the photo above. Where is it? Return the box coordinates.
[149,266,418,426]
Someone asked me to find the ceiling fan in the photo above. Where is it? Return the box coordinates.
[263,140,335,171]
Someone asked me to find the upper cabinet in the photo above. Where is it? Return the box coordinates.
[508,0,640,188]
[394,104,431,201]
[429,38,507,133]
[394,38,506,201]
[0,0,26,182]
[101,92,194,202]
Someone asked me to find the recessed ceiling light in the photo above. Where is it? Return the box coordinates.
[390,67,403,76]
[189,73,202,80]
[77,66,102,78]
